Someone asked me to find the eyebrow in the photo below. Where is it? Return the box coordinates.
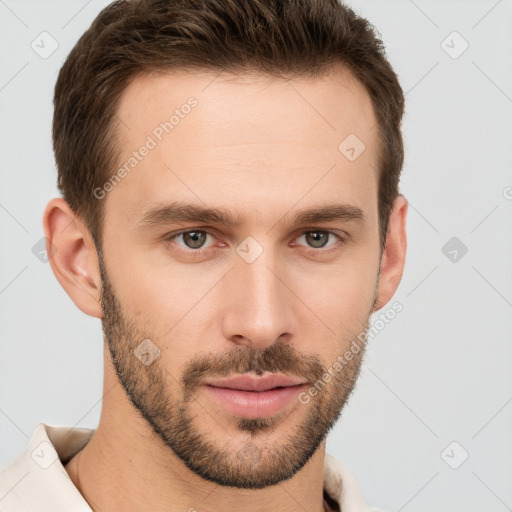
[137,201,365,229]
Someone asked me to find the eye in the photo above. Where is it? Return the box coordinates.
[164,229,344,253]
[294,230,342,249]
[166,230,216,250]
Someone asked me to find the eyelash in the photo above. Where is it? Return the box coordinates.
[164,229,346,255]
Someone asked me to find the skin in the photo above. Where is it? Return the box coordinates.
[43,66,407,512]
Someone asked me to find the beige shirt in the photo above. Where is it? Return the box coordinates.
[0,423,380,511]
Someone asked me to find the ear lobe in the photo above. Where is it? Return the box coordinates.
[373,194,408,312]
[43,197,103,318]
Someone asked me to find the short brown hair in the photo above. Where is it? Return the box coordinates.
[53,0,405,252]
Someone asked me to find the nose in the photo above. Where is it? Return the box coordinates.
[221,251,298,350]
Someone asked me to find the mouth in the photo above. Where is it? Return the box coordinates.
[202,374,309,418]
[203,373,308,392]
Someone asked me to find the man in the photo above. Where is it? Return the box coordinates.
[0,0,407,510]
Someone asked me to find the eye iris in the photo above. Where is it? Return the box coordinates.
[306,231,329,248]
[183,231,207,249]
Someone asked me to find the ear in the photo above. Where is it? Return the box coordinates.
[42,197,102,318]
[373,194,408,312]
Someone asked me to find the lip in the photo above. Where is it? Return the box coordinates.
[202,373,308,418]
[203,373,308,392]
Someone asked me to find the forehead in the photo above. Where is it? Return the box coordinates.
[107,68,380,230]
[116,67,378,149]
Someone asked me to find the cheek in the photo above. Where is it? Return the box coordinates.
[297,249,378,305]
[107,244,202,318]
[294,258,378,355]
[106,253,224,366]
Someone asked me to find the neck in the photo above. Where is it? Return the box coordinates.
[65,370,331,512]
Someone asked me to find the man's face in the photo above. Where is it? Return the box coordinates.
[98,68,382,488]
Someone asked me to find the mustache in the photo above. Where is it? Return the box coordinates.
[181,339,326,396]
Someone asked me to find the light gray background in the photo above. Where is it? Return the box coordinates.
[1,1,511,511]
